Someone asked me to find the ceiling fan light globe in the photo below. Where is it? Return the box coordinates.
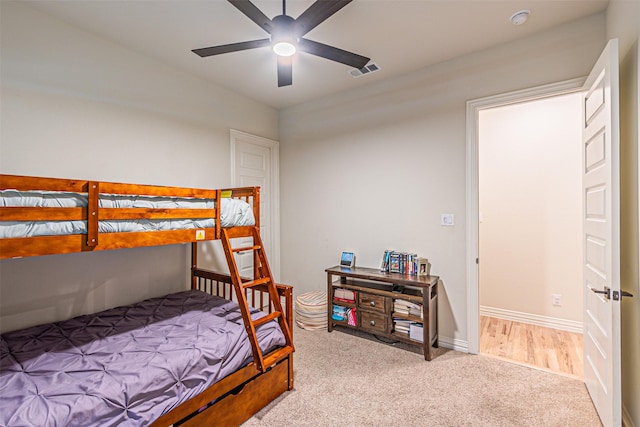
[273,42,296,57]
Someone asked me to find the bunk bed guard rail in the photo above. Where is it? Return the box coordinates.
[0,174,260,259]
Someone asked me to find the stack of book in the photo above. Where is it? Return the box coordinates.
[393,318,412,335]
[393,318,424,341]
[380,250,428,275]
[333,288,356,303]
[332,288,357,326]
[393,299,423,319]
[332,305,348,321]
[332,305,356,326]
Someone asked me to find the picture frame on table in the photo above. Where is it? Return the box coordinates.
[418,258,430,276]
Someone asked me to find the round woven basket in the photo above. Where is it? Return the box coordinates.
[294,291,327,330]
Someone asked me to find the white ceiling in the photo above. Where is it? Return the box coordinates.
[26,0,609,109]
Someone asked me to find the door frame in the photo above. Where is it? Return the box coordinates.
[230,129,281,280]
[465,78,585,354]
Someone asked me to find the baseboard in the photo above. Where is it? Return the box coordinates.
[623,403,636,427]
[438,336,469,353]
[480,306,583,333]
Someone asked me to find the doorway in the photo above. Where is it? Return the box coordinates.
[477,92,584,377]
[468,41,623,426]
[465,78,586,350]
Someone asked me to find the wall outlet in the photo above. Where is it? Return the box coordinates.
[552,294,562,306]
[441,214,455,226]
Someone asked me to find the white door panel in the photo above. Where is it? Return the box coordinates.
[230,130,279,281]
[581,38,620,427]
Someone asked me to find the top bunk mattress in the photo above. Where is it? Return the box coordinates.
[0,190,255,238]
[0,289,285,427]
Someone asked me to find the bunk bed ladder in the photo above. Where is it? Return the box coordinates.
[220,226,294,373]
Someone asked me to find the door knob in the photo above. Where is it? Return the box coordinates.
[591,286,611,300]
[591,286,635,301]
[612,290,634,300]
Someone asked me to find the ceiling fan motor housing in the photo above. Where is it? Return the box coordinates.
[271,14,297,56]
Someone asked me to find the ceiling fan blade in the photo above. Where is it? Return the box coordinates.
[277,56,293,87]
[192,38,271,57]
[298,38,369,69]
[228,0,273,34]
[294,0,353,37]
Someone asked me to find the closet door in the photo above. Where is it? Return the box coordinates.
[581,38,621,427]
[230,129,280,281]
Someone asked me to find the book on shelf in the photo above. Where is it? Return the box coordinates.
[393,318,424,342]
[388,252,400,273]
[332,305,347,321]
[380,250,423,275]
[393,318,412,334]
[409,323,424,342]
[347,307,356,326]
[393,299,423,319]
[380,249,392,271]
[334,288,356,302]
[332,305,356,325]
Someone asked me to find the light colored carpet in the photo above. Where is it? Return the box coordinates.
[243,326,602,427]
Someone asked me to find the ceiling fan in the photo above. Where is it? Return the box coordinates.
[192,0,370,87]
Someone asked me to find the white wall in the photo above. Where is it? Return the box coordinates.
[606,1,640,425]
[279,14,606,350]
[0,2,278,333]
[479,93,583,329]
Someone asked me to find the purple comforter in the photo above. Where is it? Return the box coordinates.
[0,290,285,426]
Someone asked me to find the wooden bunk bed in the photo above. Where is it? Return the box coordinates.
[0,174,294,427]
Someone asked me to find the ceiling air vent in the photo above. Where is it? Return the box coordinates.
[348,62,380,78]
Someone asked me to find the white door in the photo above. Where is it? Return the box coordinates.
[230,129,280,281]
[582,39,621,427]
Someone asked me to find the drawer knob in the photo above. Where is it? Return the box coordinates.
[370,320,376,326]
[370,301,376,307]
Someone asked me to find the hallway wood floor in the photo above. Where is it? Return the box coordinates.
[480,316,584,378]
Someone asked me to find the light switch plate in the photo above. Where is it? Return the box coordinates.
[441,214,455,226]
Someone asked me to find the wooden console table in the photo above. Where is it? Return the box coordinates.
[326,265,439,361]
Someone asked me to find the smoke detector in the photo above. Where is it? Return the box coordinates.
[510,10,530,25]
[348,62,380,78]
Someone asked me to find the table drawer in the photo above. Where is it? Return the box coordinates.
[358,293,388,314]
[360,311,388,334]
